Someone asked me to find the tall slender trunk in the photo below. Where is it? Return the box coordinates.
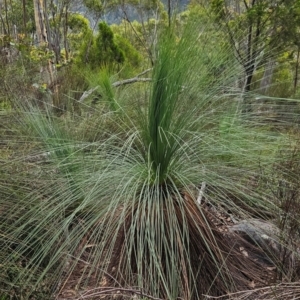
[33,0,47,45]
[63,2,69,61]
[235,0,240,14]
[245,70,253,92]
[22,0,26,34]
[33,0,57,105]
[168,0,171,27]
[3,0,10,36]
[0,14,7,35]
[260,59,275,95]
[43,0,53,51]
[294,46,300,95]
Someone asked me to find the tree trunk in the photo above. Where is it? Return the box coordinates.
[0,14,7,35]
[33,0,47,45]
[168,0,171,27]
[245,72,253,93]
[43,1,53,53]
[63,2,69,61]
[260,59,275,95]
[22,0,26,34]
[294,46,300,95]
[33,0,57,105]
[235,0,240,14]
[3,0,10,36]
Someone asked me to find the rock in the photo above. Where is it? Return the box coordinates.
[228,219,283,263]
[228,219,300,279]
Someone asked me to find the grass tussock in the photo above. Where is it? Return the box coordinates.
[1,20,300,300]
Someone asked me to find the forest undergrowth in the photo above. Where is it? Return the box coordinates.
[1,18,300,300]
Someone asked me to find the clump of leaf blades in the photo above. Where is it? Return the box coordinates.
[0,21,295,299]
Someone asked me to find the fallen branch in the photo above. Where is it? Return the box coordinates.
[79,69,152,102]
[78,86,99,103]
[133,68,152,77]
[113,77,151,87]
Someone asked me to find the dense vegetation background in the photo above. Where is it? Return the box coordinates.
[1,0,300,299]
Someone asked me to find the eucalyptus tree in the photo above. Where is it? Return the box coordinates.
[275,0,300,94]
[0,0,34,38]
[32,0,98,63]
[0,0,11,36]
[210,0,286,94]
[33,0,47,46]
[109,0,167,65]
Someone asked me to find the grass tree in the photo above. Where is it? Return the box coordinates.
[0,20,295,299]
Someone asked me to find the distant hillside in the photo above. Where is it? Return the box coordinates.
[72,1,191,26]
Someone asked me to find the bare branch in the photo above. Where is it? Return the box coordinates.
[136,68,152,77]
[79,69,152,102]
[113,77,151,87]
[121,6,154,66]
[79,86,99,102]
